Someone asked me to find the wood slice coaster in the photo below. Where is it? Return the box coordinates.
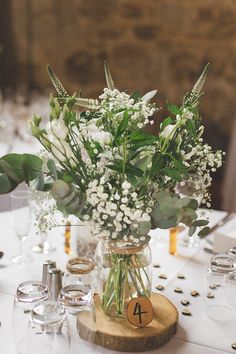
[77,293,178,352]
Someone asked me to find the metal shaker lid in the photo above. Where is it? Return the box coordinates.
[48,267,63,301]
[42,260,56,285]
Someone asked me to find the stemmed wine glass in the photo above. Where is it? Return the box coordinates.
[10,190,33,264]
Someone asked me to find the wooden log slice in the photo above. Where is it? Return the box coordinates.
[77,293,178,352]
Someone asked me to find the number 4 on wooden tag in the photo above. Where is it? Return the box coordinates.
[126,296,154,328]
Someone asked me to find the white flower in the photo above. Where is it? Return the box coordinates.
[122,181,131,190]
[161,124,176,139]
[51,139,72,162]
[182,108,194,120]
[50,117,68,139]
[89,131,111,147]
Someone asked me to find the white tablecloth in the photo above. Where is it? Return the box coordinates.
[0,208,233,354]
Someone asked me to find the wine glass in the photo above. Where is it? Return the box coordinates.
[10,190,33,264]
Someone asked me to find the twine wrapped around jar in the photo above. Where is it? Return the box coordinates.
[66,257,95,275]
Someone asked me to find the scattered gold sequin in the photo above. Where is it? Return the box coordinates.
[174,287,183,293]
[153,263,161,268]
[182,309,192,316]
[209,284,220,289]
[191,290,200,297]
[232,343,236,350]
[158,274,167,279]
[181,299,190,306]
[155,285,165,291]
[206,292,215,299]
[177,274,185,279]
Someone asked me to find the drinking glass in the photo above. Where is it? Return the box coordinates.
[204,254,236,321]
[10,190,32,264]
[224,270,236,311]
[60,285,96,353]
[12,281,48,353]
[28,301,70,354]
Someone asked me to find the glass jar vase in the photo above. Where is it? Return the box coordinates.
[96,239,152,318]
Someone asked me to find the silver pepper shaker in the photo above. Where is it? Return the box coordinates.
[42,260,57,286]
[48,268,63,301]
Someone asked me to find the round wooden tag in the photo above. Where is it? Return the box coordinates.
[126,296,154,328]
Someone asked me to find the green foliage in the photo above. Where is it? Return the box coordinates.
[0,154,43,193]
[166,102,181,115]
[129,131,158,147]
[150,190,208,236]
[47,64,69,98]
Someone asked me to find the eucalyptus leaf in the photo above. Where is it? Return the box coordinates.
[198,226,211,238]
[47,159,58,180]
[189,226,196,236]
[0,173,13,193]
[192,219,209,227]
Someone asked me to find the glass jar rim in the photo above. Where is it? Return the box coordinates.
[103,239,148,255]
[210,253,236,273]
[60,284,92,307]
[31,301,65,325]
[16,281,48,303]
[66,257,95,275]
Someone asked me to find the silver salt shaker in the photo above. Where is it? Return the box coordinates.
[48,268,63,301]
[42,260,56,286]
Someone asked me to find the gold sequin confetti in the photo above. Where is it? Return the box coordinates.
[177,274,185,279]
[155,285,165,291]
[181,299,190,306]
[158,274,167,279]
[153,263,161,268]
[174,287,183,294]
[182,309,192,316]
[206,292,215,299]
[209,284,220,289]
[191,290,200,297]
[231,343,236,350]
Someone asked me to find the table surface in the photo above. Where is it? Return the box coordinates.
[0,207,234,354]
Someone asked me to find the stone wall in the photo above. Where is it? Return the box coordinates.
[1,0,235,207]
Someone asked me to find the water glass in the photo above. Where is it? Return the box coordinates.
[204,254,236,321]
[12,281,48,353]
[60,285,96,353]
[29,301,70,354]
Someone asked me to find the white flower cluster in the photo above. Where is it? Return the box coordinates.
[85,179,153,245]
[99,88,157,128]
[181,141,224,206]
